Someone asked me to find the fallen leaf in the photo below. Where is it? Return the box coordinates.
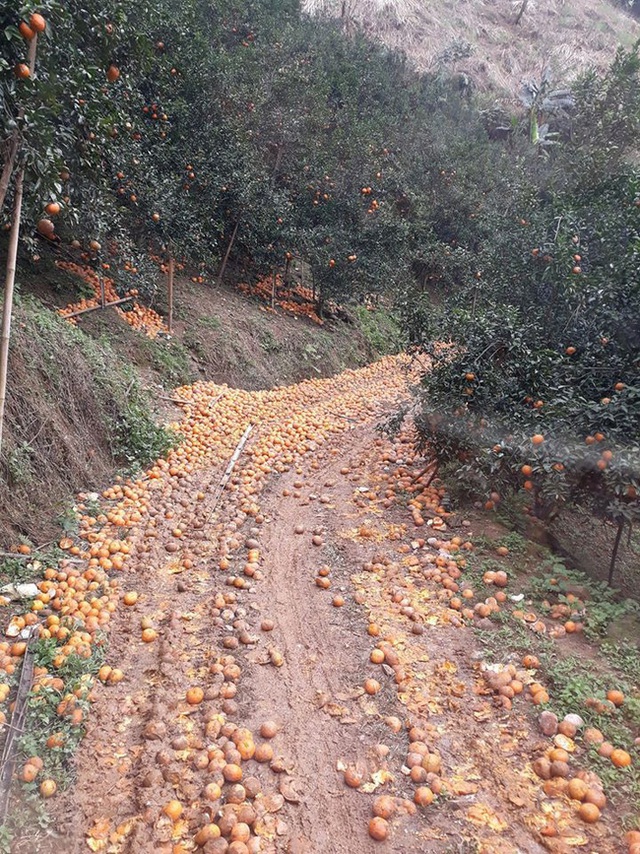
[474,705,492,722]
[313,691,331,709]
[324,702,349,717]
[88,820,110,841]
[360,769,394,792]
[449,777,479,796]
[336,688,364,701]
[466,803,508,832]
[559,834,588,847]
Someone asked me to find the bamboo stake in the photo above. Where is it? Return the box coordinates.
[0,168,25,459]
[167,256,175,333]
[0,36,38,459]
[0,133,20,217]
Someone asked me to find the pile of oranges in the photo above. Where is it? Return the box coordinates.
[0,357,410,790]
[236,276,324,325]
[1,350,637,852]
[56,261,167,338]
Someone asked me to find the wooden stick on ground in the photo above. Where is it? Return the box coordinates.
[61,294,133,320]
[157,395,189,405]
[206,424,254,522]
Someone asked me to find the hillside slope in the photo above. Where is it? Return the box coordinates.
[304,0,639,95]
[0,254,400,547]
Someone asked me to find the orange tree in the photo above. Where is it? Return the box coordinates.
[3,0,512,314]
[406,48,640,583]
[0,2,160,243]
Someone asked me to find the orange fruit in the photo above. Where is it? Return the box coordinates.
[186,687,204,705]
[19,21,35,39]
[20,763,39,782]
[368,817,389,840]
[162,800,183,822]
[414,786,434,806]
[578,803,600,823]
[606,689,624,707]
[610,748,631,768]
[29,13,47,32]
[39,779,57,798]
[567,778,588,801]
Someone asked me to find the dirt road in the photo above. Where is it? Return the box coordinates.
[14,357,624,853]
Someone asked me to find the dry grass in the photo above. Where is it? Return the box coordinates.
[303,0,640,96]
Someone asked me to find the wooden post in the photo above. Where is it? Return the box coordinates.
[607,518,625,586]
[216,221,239,288]
[0,35,37,459]
[167,256,175,333]
[271,270,276,310]
[99,269,106,308]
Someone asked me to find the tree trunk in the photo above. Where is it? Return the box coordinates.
[515,0,528,25]
[167,256,175,333]
[607,518,625,586]
[271,270,276,310]
[216,221,239,288]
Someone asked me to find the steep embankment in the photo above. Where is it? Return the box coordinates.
[304,0,639,95]
[0,253,400,547]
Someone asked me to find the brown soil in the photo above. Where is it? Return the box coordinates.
[24,363,625,854]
